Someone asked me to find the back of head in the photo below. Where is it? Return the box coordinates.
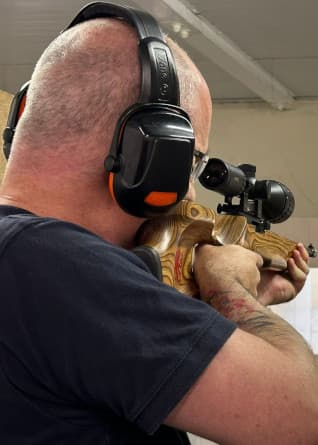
[13,18,141,167]
[10,17,211,169]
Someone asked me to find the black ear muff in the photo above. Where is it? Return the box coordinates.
[65,2,195,217]
[105,103,194,217]
[2,82,29,160]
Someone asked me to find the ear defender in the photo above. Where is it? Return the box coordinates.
[2,3,195,218]
[2,81,29,160]
[105,103,194,217]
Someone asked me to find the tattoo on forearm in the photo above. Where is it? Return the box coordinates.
[239,313,276,330]
[209,292,275,332]
[208,291,255,320]
[206,286,317,366]
[208,288,316,360]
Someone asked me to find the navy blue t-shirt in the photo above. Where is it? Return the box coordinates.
[0,206,236,444]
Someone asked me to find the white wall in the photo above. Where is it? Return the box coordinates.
[272,268,318,353]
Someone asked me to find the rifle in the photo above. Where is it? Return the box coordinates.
[135,160,316,297]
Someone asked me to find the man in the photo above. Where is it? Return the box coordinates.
[0,4,317,445]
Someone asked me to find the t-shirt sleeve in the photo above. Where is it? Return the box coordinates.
[2,218,236,434]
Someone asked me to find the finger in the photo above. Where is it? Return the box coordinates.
[286,258,307,292]
[296,242,309,262]
[292,249,310,275]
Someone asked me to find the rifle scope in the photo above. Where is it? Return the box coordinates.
[199,158,295,225]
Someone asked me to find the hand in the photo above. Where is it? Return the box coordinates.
[257,243,310,306]
[193,244,263,302]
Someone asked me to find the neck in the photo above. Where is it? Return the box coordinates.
[0,174,144,249]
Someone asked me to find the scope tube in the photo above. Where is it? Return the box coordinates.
[199,158,246,196]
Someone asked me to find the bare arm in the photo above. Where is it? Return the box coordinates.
[165,245,318,445]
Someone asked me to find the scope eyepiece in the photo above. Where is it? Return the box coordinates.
[199,158,246,196]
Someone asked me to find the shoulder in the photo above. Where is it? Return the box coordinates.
[0,211,159,307]
[0,211,147,272]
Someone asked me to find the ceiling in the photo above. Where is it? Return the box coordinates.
[1,0,318,103]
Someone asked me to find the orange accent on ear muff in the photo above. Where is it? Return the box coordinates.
[144,191,178,207]
[18,93,27,119]
[108,172,116,202]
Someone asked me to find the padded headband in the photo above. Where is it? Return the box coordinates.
[63,2,180,105]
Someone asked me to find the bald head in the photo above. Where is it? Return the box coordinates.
[16,19,140,152]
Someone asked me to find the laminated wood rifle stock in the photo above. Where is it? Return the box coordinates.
[136,200,297,297]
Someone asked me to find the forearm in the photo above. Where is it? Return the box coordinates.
[208,284,317,369]
[194,244,317,370]
[191,245,318,442]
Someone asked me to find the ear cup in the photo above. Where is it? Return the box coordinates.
[105,105,195,217]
